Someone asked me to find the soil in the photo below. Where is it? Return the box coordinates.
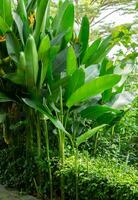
[0,185,38,200]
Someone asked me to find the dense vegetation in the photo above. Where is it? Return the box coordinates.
[0,0,137,200]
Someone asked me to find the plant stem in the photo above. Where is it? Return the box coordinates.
[36,112,41,158]
[59,87,64,200]
[75,148,79,200]
[29,109,34,153]
[111,125,115,142]
[94,132,99,155]
[43,118,53,200]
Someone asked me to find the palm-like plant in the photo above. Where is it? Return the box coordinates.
[0,0,135,199]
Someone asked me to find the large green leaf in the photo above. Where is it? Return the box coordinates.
[39,37,49,88]
[80,105,121,120]
[66,74,121,108]
[6,32,20,62]
[76,124,106,147]
[53,48,67,74]
[51,31,69,46]
[22,98,67,133]
[0,0,12,27]
[93,35,113,64]
[38,35,50,60]
[25,35,38,88]
[17,52,26,73]
[82,36,113,66]
[79,15,89,56]
[12,12,24,45]
[4,72,25,85]
[6,51,26,85]
[33,0,49,44]
[66,68,85,99]
[0,16,10,33]
[66,46,78,76]
[97,111,125,126]
[58,3,74,43]
[53,0,70,35]
[82,38,101,65]
[17,0,27,21]
[39,57,49,87]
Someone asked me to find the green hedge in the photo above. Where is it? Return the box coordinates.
[57,155,138,200]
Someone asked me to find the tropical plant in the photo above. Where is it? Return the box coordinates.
[0,0,136,199]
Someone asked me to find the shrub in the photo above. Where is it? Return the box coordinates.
[57,155,138,200]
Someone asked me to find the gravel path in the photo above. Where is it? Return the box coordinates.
[0,185,38,200]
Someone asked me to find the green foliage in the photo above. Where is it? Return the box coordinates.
[66,74,121,108]
[0,0,137,199]
[57,155,138,200]
[66,46,77,76]
[76,125,106,147]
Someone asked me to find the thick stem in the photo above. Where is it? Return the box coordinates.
[29,109,34,153]
[25,107,34,159]
[36,113,41,158]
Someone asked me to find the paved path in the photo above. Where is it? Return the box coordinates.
[0,185,38,200]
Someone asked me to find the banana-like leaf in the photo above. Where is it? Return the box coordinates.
[17,0,27,21]
[0,16,10,33]
[58,3,74,43]
[51,31,69,46]
[66,68,85,99]
[0,0,13,27]
[82,36,113,66]
[22,98,67,133]
[79,15,89,56]
[4,72,25,85]
[39,57,49,87]
[51,76,69,94]
[53,48,67,74]
[66,74,121,108]
[53,0,70,35]
[76,124,106,147]
[33,0,49,44]
[6,32,20,62]
[97,111,125,126]
[82,38,101,65]
[66,46,78,76]
[18,52,26,73]
[38,35,50,60]
[6,51,26,85]
[25,35,38,88]
[16,0,30,43]
[93,35,113,64]
[80,105,121,120]
[12,12,24,45]
[100,58,114,76]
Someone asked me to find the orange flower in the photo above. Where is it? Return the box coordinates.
[28,12,35,27]
[0,35,6,42]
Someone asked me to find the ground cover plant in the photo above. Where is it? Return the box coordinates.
[57,155,138,200]
[0,0,137,199]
